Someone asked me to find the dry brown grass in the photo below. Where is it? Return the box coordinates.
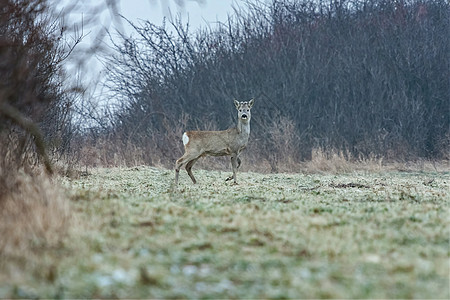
[73,137,449,176]
[300,148,449,174]
[0,167,70,257]
[77,137,149,167]
[0,164,70,289]
[71,117,448,175]
[300,148,379,173]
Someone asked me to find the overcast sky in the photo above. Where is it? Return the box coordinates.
[118,0,237,31]
[56,0,249,93]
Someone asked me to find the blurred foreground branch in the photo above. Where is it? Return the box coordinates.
[0,101,53,174]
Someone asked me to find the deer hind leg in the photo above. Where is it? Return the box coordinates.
[175,152,200,184]
[175,156,185,185]
[175,153,190,184]
[185,157,199,184]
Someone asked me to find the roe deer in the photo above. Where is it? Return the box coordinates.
[175,99,255,185]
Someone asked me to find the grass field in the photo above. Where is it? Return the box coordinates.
[1,166,449,298]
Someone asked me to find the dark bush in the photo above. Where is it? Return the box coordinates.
[0,0,86,180]
[102,0,449,169]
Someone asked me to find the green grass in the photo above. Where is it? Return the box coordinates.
[1,167,449,298]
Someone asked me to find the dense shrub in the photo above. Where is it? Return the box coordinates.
[0,0,80,173]
[102,0,449,169]
[0,0,77,266]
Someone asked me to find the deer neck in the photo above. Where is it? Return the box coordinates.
[237,119,250,136]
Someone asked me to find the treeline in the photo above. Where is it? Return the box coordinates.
[1,0,449,174]
[99,0,449,170]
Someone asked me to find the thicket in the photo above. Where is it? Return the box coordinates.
[0,0,81,176]
[99,0,449,170]
[0,0,80,255]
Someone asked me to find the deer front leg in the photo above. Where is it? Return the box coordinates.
[237,157,242,169]
[225,155,239,184]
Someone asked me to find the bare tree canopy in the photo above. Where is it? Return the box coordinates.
[98,0,449,169]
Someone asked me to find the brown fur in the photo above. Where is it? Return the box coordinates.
[175,99,254,184]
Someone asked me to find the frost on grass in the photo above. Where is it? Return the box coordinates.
[2,166,449,298]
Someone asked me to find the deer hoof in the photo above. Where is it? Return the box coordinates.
[225,176,233,181]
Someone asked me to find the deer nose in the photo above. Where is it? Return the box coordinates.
[241,114,248,119]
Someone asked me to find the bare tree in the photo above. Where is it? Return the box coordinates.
[99,0,449,169]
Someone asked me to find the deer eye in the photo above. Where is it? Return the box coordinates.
[239,109,242,112]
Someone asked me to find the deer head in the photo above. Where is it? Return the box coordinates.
[234,99,254,124]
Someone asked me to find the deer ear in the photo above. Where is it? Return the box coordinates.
[248,98,254,108]
[234,99,240,109]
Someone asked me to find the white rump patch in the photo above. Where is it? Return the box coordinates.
[182,132,189,146]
